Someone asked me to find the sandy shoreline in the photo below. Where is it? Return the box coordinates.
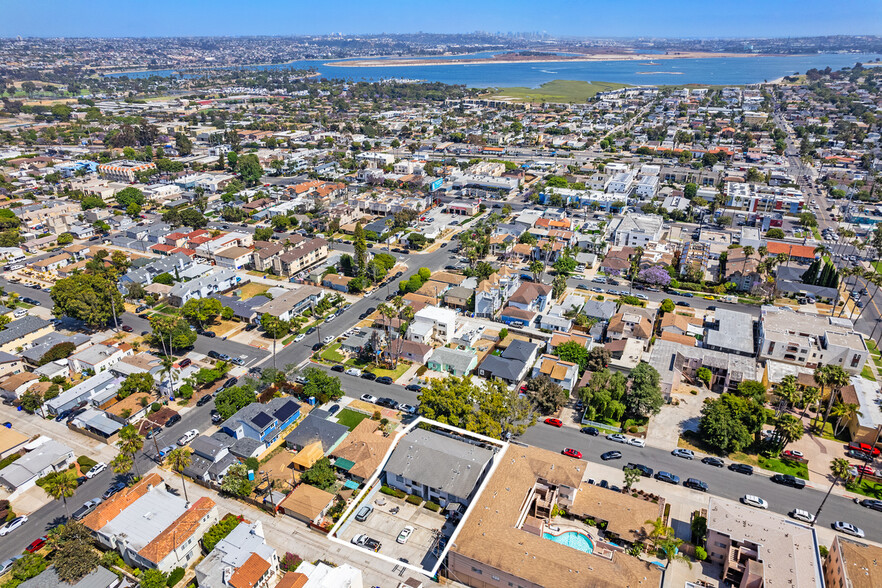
[324,51,781,68]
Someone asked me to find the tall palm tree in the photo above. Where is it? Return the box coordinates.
[656,536,692,570]
[775,375,799,409]
[813,458,852,526]
[799,386,820,421]
[44,469,78,519]
[774,414,804,451]
[110,452,134,476]
[644,517,673,549]
[831,402,862,436]
[166,448,192,504]
[115,425,144,479]
[819,365,850,434]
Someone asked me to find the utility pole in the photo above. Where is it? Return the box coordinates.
[260,470,276,510]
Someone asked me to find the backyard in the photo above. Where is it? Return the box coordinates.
[335,408,370,431]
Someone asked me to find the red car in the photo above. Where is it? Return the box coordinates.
[847,442,881,457]
[782,450,804,460]
[562,448,582,459]
[25,535,47,553]
[544,418,563,428]
[121,325,133,332]
[855,465,876,476]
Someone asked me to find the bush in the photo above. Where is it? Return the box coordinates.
[166,567,185,587]
[0,452,21,470]
[406,494,423,505]
[151,402,161,412]
[77,455,98,472]
[695,546,707,560]
[424,501,441,512]
[628,426,638,433]
[380,485,407,499]
[202,514,243,553]
[280,552,302,572]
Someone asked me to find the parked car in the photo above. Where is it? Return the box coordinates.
[790,509,815,523]
[398,404,417,415]
[377,398,399,409]
[327,404,341,416]
[606,433,627,443]
[345,368,363,377]
[627,437,646,448]
[683,478,708,492]
[654,471,680,485]
[165,414,181,427]
[178,357,192,368]
[0,556,24,576]
[845,449,874,462]
[376,376,394,385]
[624,463,653,477]
[196,394,213,407]
[25,535,48,553]
[847,442,881,456]
[672,449,695,460]
[221,377,238,390]
[351,534,381,552]
[158,445,176,458]
[702,456,724,468]
[405,384,422,392]
[121,325,133,332]
[294,334,305,342]
[71,497,103,520]
[675,301,691,307]
[854,465,876,476]
[103,482,126,500]
[331,365,345,372]
[397,526,415,544]
[211,410,223,424]
[771,474,806,489]
[207,350,222,360]
[601,451,622,461]
[86,462,107,479]
[0,517,28,536]
[361,372,377,381]
[728,463,754,475]
[562,448,583,459]
[854,498,882,512]
[312,343,324,351]
[544,418,563,428]
[581,427,599,436]
[360,394,378,404]
[323,335,335,344]
[832,521,864,538]
[354,505,373,522]
[177,429,199,446]
[781,450,804,460]
[741,495,768,509]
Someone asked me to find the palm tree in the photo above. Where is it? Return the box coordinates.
[774,414,804,451]
[115,424,144,479]
[656,536,692,570]
[166,448,192,504]
[44,469,78,519]
[775,375,799,410]
[831,402,862,436]
[818,365,850,435]
[644,517,673,549]
[813,458,852,526]
[110,452,134,476]
[799,386,820,420]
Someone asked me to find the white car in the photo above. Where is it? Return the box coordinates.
[324,315,336,323]
[741,495,768,510]
[398,404,417,415]
[361,394,378,404]
[0,516,28,536]
[789,509,815,523]
[294,334,305,342]
[86,462,107,479]
[177,429,199,446]
[627,437,646,448]
[672,449,694,460]
[606,433,627,444]
[345,368,363,377]
[833,521,864,538]
[397,525,414,544]
[323,335,335,344]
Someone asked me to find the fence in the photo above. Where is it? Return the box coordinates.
[579,416,622,432]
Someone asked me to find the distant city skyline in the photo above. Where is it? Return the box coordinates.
[3,0,881,38]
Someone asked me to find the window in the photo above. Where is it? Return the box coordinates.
[491,576,500,582]
[471,567,483,575]
[851,355,861,368]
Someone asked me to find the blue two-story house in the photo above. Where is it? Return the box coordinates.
[222,398,301,445]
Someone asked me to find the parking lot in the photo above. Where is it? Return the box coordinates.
[339,494,448,570]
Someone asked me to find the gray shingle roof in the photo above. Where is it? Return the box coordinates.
[0,315,50,347]
[284,414,349,452]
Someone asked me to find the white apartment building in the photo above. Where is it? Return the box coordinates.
[606,170,637,194]
[609,213,664,247]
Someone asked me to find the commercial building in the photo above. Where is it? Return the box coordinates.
[824,535,882,588]
[609,213,664,247]
[98,160,157,182]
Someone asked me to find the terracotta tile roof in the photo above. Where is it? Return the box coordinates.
[138,496,216,564]
[330,419,393,480]
[82,473,164,531]
[766,241,817,259]
[660,331,698,346]
[549,331,592,349]
[276,572,308,588]
[228,553,272,588]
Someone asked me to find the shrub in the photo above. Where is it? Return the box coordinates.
[0,453,21,470]
[151,402,161,412]
[380,485,406,499]
[695,546,707,561]
[819,545,829,558]
[424,501,441,512]
[280,552,302,572]
[166,567,185,587]
[202,514,243,553]
[406,494,423,505]
[77,455,98,471]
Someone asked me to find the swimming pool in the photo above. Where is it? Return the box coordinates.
[542,530,594,554]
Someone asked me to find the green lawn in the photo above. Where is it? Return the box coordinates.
[320,343,344,363]
[490,80,631,103]
[861,364,877,382]
[370,362,411,381]
[872,260,882,274]
[757,456,809,479]
[335,409,370,431]
[846,479,882,499]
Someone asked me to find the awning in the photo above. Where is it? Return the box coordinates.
[334,458,355,471]
[343,479,359,490]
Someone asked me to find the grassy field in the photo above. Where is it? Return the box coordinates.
[335,409,370,431]
[847,479,882,499]
[238,283,270,300]
[320,343,344,363]
[489,80,630,103]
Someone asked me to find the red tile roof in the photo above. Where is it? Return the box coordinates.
[229,553,272,588]
[138,496,216,564]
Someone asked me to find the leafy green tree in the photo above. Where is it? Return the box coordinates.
[139,569,169,588]
[555,341,589,374]
[221,463,253,497]
[118,372,154,399]
[149,315,197,351]
[19,388,44,414]
[180,208,207,229]
[57,232,74,245]
[301,367,343,403]
[553,255,577,276]
[698,393,762,453]
[626,362,664,418]
[202,516,242,553]
[52,520,100,583]
[254,227,273,241]
[10,552,48,581]
[586,346,611,371]
[152,272,175,285]
[182,297,222,329]
[115,186,145,208]
[623,466,642,491]
[260,313,290,340]
[660,298,675,313]
[577,369,627,422]
[38,341,76,365]
[237,153,263,186]
[353,222,368,275]
[215,384,256,420]
[301,457,336,490]
[525,375,568,415]
[51,273,124,328]
[766,228,785,239]
[683,183,698,199]
[735,380,767,404]
[696,367,712,387]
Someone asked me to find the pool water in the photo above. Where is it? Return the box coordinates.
[542,530,594,554]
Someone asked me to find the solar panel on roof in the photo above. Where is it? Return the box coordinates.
[250,411,272,429]
[274,400,299,423]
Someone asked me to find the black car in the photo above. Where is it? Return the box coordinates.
[331,365,345,372]
[845,449,874,462]
[771,474,806,489]
[377,398,399,409]
[145,427,161,439]
[600,451,622,461]
[625,463,653,477]
[312,342,324,352]
[405,384,422,392]
[55,410,71,422]
[581,426,599,436]
[327,404,341,416]
[196,394,213,407]
[165,414,182,427]
[675,301,691,307]
[728,463,754,475]
[135,305,148,313]
[361,372,377,381]
[701,457,725,468]
[244,323,257,331]
[306,327,316,335]
[376,376,393,385]
[207,350,222,360]
[654,471,680,485]
[683,478,708,492]
[855,498,882,512]
[199,330,217,338]
[221,377,237,390]
[102,482,126,500]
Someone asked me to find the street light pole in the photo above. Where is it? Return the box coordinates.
[811,475,840,526]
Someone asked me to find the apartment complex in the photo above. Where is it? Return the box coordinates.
[97,160,157,182]
[824,535,882,588]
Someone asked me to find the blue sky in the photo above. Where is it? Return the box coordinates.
[3,0,881,38]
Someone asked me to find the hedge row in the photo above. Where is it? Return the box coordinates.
[406,494,423,506]
[424,501,441,512]
[380,485,406,499]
